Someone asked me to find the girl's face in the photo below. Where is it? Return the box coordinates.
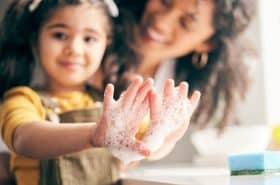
[139,0,216,61]
[37,3,109,92]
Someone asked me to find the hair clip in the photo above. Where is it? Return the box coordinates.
[29,0,42,12]
[29,0,119,17]
[104,0,119,17]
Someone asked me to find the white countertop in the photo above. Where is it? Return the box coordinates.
[123,164,280,185]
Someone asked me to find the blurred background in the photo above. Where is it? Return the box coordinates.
[0,0,280,166]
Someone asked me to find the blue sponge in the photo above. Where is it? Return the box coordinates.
[228,152,280,175]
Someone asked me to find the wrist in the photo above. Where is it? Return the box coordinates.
[91,119,105,147]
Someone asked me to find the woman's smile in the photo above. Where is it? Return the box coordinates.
[144,27,169,44]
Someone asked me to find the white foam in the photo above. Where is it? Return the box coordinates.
[141,92,192,153]
[103,89,192,164]
[103,101,148,164]
[110,147,145,165]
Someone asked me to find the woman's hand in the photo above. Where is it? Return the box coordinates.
[143,79,201,157]
[93,76,153,163]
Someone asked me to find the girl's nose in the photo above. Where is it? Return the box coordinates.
[64,38,83,56]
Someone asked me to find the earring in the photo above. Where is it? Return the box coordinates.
[192,52,208,69]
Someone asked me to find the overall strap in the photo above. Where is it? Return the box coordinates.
[36,90,61,123]
[36,86,104,124]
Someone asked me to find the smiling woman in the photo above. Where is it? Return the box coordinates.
[101,0,256,127]
[138,0,216,62]
[90,0,257,160]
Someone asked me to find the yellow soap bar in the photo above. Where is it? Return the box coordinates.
[135,116,149,140]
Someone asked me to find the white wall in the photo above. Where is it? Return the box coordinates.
[237,6,266,127]
[258,0,280,125]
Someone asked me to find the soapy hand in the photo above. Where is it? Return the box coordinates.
[93,76,153,163]
[142,79,201,153]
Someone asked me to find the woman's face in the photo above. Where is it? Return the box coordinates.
[139,0,216,60]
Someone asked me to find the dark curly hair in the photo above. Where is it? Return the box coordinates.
[101,10,140,99]
[102,0,256,130]
[0,0,113,99]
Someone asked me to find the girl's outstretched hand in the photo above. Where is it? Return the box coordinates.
[92,76,153,163]
[142,79,201,154]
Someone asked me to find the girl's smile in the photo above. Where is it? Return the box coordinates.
[58,60,85,72]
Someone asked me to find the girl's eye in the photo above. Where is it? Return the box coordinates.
[84,36,97,43]
[53,32,67,40]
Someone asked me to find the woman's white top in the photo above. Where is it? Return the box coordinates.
[154,59,176,92]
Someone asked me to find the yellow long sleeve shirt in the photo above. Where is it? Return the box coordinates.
[0,86,94,185]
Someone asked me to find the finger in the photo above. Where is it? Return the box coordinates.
[127,161,140,168]
[149,88,161,123]
[130,97,150,134]
[138,96,150,122]
[163,79,175,99]
[122,76,143,106]
[119,91,126,99]
[120,160,140,171]
[178,81,189,99]
[133,78,153,106]
[131,140,151,157]
[141,96,149,112]
[189,90,201,114]
[130,95,150,135]
[103,84,114,111]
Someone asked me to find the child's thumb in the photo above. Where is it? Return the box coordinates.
[131,140,151,157]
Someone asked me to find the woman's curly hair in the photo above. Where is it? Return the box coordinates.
[102,0,256,130]
[101,10,140,99]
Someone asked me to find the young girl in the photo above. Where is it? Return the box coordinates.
[0,0,153,185]
[0,0,200,185]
